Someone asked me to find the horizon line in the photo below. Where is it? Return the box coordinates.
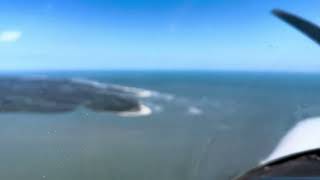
[0,69,320,75]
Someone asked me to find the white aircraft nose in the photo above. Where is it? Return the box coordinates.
[261,117,320,164]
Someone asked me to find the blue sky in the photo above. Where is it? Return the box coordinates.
[0,0,320,71]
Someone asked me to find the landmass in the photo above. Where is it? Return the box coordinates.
[0,77,152,116]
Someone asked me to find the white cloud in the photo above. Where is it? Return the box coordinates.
[0,31,22,43]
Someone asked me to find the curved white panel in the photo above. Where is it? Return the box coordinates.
[261,117,320,164]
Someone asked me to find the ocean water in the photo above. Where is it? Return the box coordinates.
[1,71,320,180]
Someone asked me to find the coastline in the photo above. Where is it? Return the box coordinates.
[117,104,152,117]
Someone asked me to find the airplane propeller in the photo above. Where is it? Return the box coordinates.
[272,9,320,46]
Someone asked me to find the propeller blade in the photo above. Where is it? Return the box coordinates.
[272,9,320,46]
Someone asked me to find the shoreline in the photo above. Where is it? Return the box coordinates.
[117,104,152,117]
